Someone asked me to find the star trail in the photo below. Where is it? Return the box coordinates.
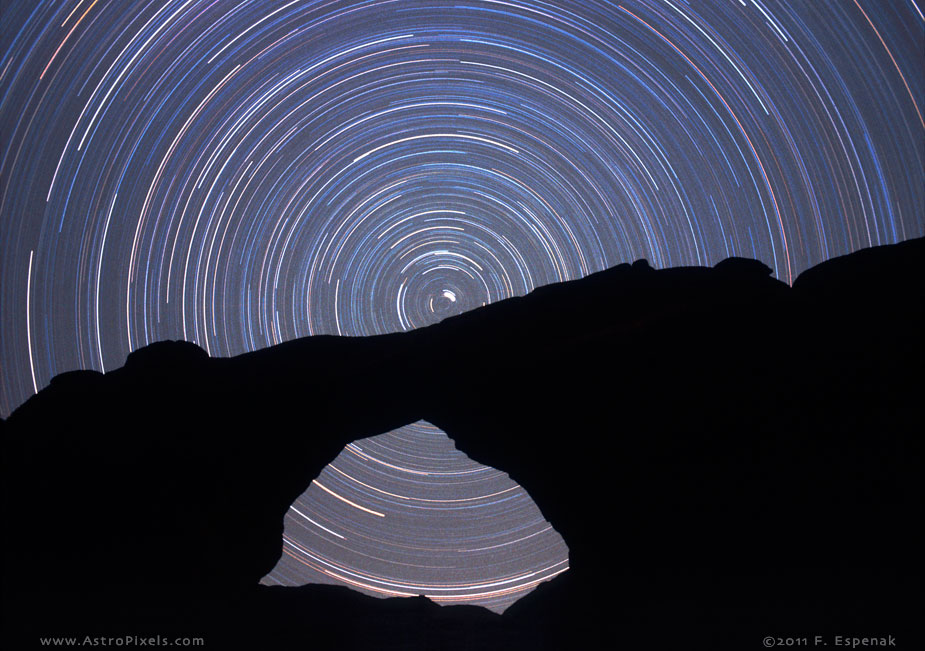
[262,420,569,613]
[1,0,923,610]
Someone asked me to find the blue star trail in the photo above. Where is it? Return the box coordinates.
[1,0,922,610]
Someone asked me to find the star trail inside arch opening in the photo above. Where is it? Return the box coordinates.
[261,421,569,613]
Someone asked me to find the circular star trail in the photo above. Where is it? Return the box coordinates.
[262,421,569,613]
[1,0,923,609]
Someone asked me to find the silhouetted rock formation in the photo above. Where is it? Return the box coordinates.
[2,238,922,649]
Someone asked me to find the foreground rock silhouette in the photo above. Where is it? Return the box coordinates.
[2,238,922,649]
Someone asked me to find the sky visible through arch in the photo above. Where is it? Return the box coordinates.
[261,420,569,613]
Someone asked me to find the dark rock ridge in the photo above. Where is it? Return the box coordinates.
[2,238,922,650]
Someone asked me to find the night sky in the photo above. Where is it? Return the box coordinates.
[1,0,923,610]
[262,420,569,613]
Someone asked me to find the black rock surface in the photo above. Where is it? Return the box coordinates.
[2,237,922,649]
